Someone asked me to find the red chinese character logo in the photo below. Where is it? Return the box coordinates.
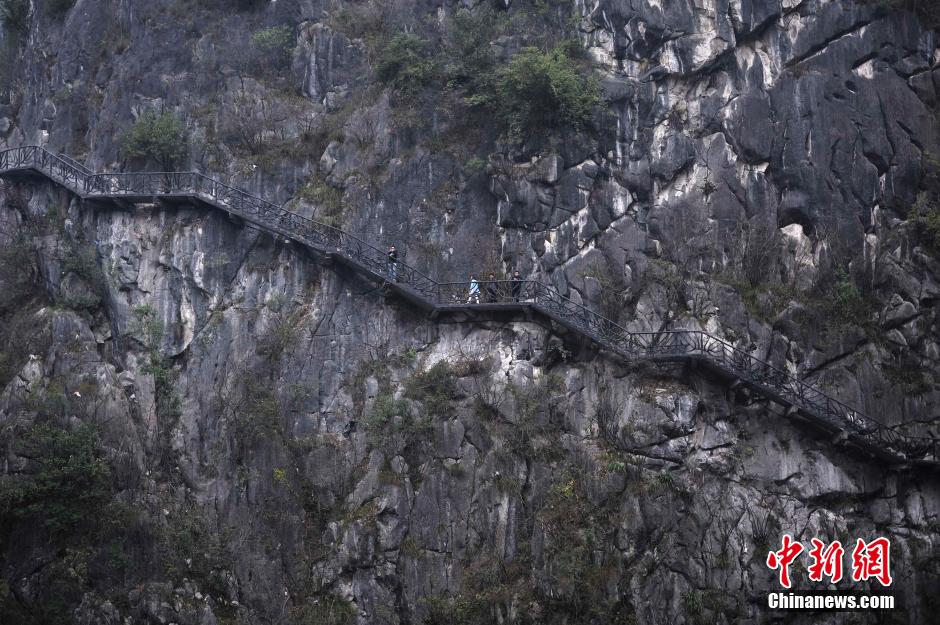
[766,534,804,588]
[807,538,844,583]
[851,537,893,587]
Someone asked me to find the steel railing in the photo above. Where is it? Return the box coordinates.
[2,145,936,466]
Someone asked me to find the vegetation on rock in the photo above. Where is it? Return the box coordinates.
[0,423,112,535]
[296,179,346,226]
[373,8,601,146]
[0,201,51,388]
[489,43,601,144]
[823,267,871,327]
[913,192,940,255]
[250,25,294,72]
[375,32,440,98]
[132,305,182,464]
[288,593,356,625]
[404,361,462,418]
[120,110,189,169]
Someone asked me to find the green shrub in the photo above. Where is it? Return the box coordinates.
[364,391,434,455]
[237,385,280,444]
[251,25,294,71]
[443,10,602,145]
[491,43,601,143]
[0,227,49,388]
[258,307,303,363]
[0,307,51,390]
[329,2,388,42]
[464,156,487,175]
[132,305,181,423]
[444,8,501,93]
[0,0,29,34]
[132,304,162,347]
[404,362,462,418]
[683,591,703,619]
[364,393,412,436]
[912,192,940,254]
[158,503,232,587]
[824,268,870,327]
[211,367,285,463]
[375,33,439,97]
[58,241,105,310]
[297,180,345,226]
[120,110,189,169]
[373,17,599,143]
[0,234,40,314]
[0,423,112,535]
[535,475,621,617]
[422,552,528,625]
[58,290,100,312]
[146,353,181,422]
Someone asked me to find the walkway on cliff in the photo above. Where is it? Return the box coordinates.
[1,146,937,469]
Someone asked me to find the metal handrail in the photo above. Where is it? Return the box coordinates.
[2,145,936,466]
[56,152,93,176]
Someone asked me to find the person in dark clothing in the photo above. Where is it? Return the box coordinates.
[510,270,523,301]
[387,245,398,281]
[485,272,499,303]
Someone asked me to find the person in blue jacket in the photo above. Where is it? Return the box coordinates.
[467,274,480,304]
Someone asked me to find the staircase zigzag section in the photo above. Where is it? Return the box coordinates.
[1,145,936,469]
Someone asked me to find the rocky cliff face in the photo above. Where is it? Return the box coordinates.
[1,1,940,624]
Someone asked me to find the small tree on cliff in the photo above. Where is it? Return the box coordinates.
[0,422,112,535]
[375,33,440,98]
[490,42,601,144]
[250,24,294,73]
[120,110,189,170]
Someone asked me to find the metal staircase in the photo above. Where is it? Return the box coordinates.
[1,145,937,468]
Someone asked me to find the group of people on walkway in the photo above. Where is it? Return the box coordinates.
[387,245,525,304]
[466,271,524,304]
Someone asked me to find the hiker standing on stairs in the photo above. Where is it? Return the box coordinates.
[387,245,399,282]
[485,272,500,303]
[510,270,523,301]
[467,274,480,304]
